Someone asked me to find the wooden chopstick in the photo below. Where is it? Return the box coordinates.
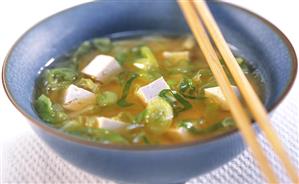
[192,1,299,183]
[177,1,278,183]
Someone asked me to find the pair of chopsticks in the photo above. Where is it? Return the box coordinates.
[177,1,298,183]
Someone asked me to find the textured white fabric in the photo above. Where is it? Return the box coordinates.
[2,82,298,184]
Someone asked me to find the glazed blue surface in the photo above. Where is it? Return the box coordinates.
[3,1,296,184]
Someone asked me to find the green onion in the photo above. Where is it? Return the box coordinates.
[35,94,55,122]
[35,94,68,123]
[179,78,206,100]
[144,97,173,134]
[92,38,113,53]
[166,79,177,89]
[72,41,93,65]
[41,67,77,93]
[61,116,128,144]
[140,46,159,68]
[76,78,99,93]
[199,77,218,92]
[64,127,128,144]
[236,57,250,74]
[115,48,129,65]
[133,110,147,124]
[179,117,235,135]
[137,70,161,81]
[97,91,118,107]
[117,73,138,107]
[159,89,192,115]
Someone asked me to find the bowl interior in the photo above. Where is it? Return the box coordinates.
[3,1,296,143]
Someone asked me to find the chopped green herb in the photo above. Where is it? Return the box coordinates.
[72,41,93,65]
[35,94,68,123]
[145,97,173,134]
[52,104,68,122]
[117,73,138,107]
[131,46,142,58]
[35,94,54,122]
[95,129,128,144]
[76,78,99,93]
[180,78,195,92]
[97,91,118,107]
[179,78,204,99]
[65,127,128,144]
[200,77,218,91]
[133,110,147,124]
[140,46,159,68]
[159,89,192,115]
[114,48,129,65]
[236,57,250,74]
[221,117,235,127]
[61,116,128,144]
[166,79,178,89]
[61,116,98,131]
[41,67,77,93]
[137,70,161,81]
[92,38,113,52]
[60,118,83,132]
[236,57,244,65]
[193,69,213,81]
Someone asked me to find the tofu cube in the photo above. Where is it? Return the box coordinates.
[204,86,240,111]
[81,55,122,83]
[163,51,190,62]
[136,77,170,103]
[96,117,127,131]
[183,35,196,49]
[63,84,96,111]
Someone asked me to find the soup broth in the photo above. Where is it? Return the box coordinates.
[34,35,263,145]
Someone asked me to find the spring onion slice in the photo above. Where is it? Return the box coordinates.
[117,73,138,107]
[159,89,192,115]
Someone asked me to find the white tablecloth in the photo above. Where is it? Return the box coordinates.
[1,1,298,183]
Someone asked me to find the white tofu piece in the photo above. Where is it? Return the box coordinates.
[81,55,122,83]
[136,77,170,103]
[163,51,190,62]
[63,84,96,111]
[204,86,240,111]
[183,35,196,49]
[96,117,127,131]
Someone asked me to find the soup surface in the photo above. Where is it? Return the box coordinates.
[34,35,263,145]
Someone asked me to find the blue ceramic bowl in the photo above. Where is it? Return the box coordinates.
[2,1,297,184]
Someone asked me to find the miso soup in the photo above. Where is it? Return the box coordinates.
[34,35,263,145]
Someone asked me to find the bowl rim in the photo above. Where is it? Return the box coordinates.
[2,1,297,151]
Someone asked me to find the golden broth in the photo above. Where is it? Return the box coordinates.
[35,35,264,145]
